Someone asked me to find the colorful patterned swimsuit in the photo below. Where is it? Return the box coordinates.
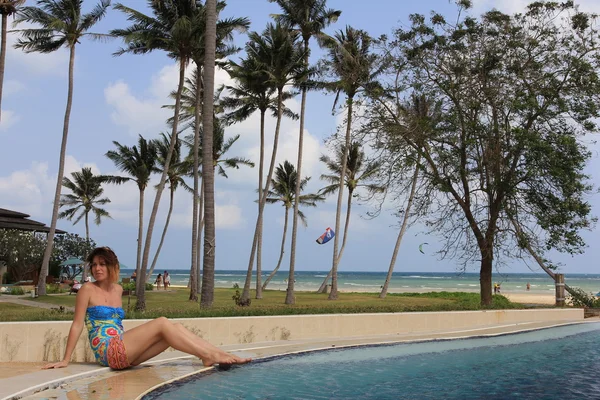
[85,305,130,370]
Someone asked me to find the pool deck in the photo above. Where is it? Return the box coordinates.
[2,317,596,400]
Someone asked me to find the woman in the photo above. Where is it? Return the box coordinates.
[43,247,250,370]
[154,273,163,290]
[163,271,170,290]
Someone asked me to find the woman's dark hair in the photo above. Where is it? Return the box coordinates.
[87,247,120,283]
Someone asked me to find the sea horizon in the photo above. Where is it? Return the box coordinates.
[120,269,600,295]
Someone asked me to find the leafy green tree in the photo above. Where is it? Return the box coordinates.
[369,2,600,305]
[14,0,111,296]
[0,230,45,282]
[0,0,25,121]
[269,0,341,305]
[315,141,383,293]
[239,23,307,304]
[59,167,111,243]
[51,233,96,280]
[318,27,380,300]
[111,0,199,309]
[105,135,157,279]
[262,161,323,290]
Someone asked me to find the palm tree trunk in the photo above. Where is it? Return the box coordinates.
[285,46,310,305]
[83,211,89,282]
[255,110,266,299]
[148,186,175,284]
[241,89,285,302]
[196,178,204,294]
[137,60,186,311]
[316,189,353,294]
[380,162,420,298]
[136,188,144,286]
[37,45,76,296]
[190,65,202,302]
[329,97,354,300]
[263,206,289,290]
[0,13,8,123]
[200,0,217,308]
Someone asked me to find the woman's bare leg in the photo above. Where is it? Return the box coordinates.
[129,339,170,366]
[123,317,251,366]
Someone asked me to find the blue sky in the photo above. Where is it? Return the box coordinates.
[1,0,599,274]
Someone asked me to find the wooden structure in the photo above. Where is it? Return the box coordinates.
[555,274,565,307]
[0,208,66,234]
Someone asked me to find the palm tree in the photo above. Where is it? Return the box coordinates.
[105,136,157,281]
[182,116,254,301]
[221,55,297,299]
[316,141,383,293]
[59,167,111,241]
[262,161,323,290]
[239,22,307,304]
[0,0,25,121]
[112,0,200,310]
[269,0,341,305]
[14,0,111,296]
[146,132,187,284]
[59,166,111,282]
[319,27,379,299]
[200,0,218,307]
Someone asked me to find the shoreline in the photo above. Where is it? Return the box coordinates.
[166,285,556,305]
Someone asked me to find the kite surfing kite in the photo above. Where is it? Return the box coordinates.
[419,242,429,254]
[316,227,335,245]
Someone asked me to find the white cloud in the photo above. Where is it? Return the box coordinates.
[7,22,68,76]
[170,193,245,230]
[0,110,20,131]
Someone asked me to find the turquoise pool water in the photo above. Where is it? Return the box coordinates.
[145,323,600,399]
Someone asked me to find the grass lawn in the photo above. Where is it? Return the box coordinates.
[0,288,524,321]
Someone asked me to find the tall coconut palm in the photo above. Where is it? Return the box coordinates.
[319,27,379,300]
[14,0,111,296]
[146,132,187,284]
[59,167,111,241]
[262,161,323,290]
[221,55,297,299]
[112,0,200,310]
[315,141,383,293]
[239,23,307,304]
[105,136,157,281]
[269,0,341,305]
[0,0,25,121]
[200,0,218,307]
[182,116,254,300]
[59,166,111,282]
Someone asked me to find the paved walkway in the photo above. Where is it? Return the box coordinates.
[0,295,74,312]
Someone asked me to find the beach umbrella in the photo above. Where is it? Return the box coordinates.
[59,257,84,266]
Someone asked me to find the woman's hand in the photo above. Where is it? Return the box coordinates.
[42,360,69,369]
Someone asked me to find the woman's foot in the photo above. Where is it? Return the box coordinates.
[202,351,252,367]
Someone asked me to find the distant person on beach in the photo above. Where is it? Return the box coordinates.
[42,247,250,370]
[130,271,136,284]
[155,274,163,290]
[494,283,498,294]
[526,282,531,291]
[163,271,170,290]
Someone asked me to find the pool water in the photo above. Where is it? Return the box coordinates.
[146,323,600,399]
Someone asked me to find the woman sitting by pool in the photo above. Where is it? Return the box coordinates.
[43,246,251,370]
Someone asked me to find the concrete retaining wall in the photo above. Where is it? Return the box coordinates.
[0,308,583,363]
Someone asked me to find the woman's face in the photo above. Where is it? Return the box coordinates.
[90,256,109,282]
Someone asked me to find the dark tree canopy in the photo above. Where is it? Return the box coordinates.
[367,1,600,305]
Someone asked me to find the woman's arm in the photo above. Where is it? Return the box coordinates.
[43,284,91,369]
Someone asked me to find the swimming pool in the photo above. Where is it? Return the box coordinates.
[145,322,600,399]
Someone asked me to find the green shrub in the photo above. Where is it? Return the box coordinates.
[567,287,600,308]
[46,284,64,294]
[120,282,135,291]
[145,283,154,291]
[9,286,24,295]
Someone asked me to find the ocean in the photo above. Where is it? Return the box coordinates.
[120,269,600,295]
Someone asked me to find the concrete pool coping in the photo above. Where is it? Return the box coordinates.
[2,315,595,400]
